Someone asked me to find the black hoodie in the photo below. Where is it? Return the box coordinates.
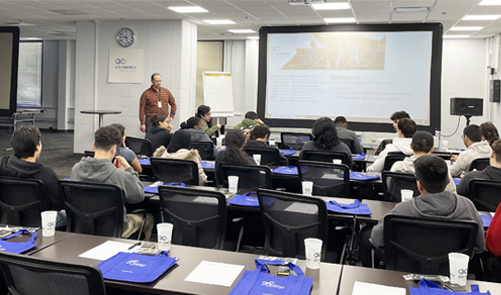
[457,165,501,196]
[146,126,173,152]
[0,155,62,209]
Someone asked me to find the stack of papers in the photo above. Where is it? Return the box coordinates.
[185,261,244,287]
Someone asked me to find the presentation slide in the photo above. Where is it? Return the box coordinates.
[257,24,443,132]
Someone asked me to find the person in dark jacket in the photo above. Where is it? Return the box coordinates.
[215,129,255,186]
[245,124,288,166]
[146,114,173,152]
[180,116,217,158]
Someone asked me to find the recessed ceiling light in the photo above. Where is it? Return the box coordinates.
[450,26,483,31]
[204,19,235,25]
[324,17,356,23]
[462,15,501,21]
[479,0,501,5]
[228,29,255,34]
[443,35,469,39]
[168,6,208,13]
[393,7,430,13]
[311,3,350,10]
[247,36,259,40]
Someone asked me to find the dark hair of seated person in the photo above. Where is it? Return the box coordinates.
[390,110,411,121]
[414,155,449,193]
[147,114,168,127]
[397,118,417,138]
[11,125,42,159]
[251,124,270,140]
[223,130,252,165]
[312,117,340,150]
[463,124,482,143]
[245,111,258,120]
[180,116,202,129]
[94,126,122,151]
[110,123,126,147]
[196,105,211,118]
[480,121,499,146]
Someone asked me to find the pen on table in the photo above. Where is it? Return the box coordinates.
[128,242,141,250]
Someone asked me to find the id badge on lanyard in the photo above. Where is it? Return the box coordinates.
[158,101,162,108]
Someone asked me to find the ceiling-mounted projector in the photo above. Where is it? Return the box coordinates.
[288,0,327,5]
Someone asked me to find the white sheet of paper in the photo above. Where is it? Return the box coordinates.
[184,261,245,287]
[352,281,406,295]
[78,241,135,261]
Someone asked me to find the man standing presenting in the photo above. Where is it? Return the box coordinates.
[139,73,177,133]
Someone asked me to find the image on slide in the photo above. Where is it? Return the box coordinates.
[280,32,386,71]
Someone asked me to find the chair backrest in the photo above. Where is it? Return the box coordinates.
[84,150,95,158]
[257,189,329,260]
[384,215,477,275]
[0,177,49,227]
[125,136,154,157]
[244,147,281,166]
[297,160,350,198]
[59,180,124,237]
[220,163,273,190]
[381,171,419,202]
[467,179,501,211]
[158,186,227,249]
[150,158,199,185]
[375,139,393,156]
[339,138,356,154]
[302,150,349,166]
[383,152,406,171]
[469,157,490,172]
[280,132,313,150]
[190,141,215,160]
[0,251,106,295]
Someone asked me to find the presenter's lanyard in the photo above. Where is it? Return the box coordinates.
[156,89,162,109]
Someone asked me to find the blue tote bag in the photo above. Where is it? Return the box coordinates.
[229,259,313,295]
[326,199,372,215]
[410,279,491,295]
[228,192,260,207]
[97,251,178,283]
[0,230,39,254]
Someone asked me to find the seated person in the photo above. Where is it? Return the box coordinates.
[457,139,501,196]
[360,155,485,267]
[196,105,221,137]
[180,116,217,158]
[153,131,207,186]
[374,111,411,155]
[391,131,456,193]
[367,118,416,172]
[234,111,264,131]
[110,123,142,173]
[146,114,173,152]
[450,124,491,178]
[334,116,363,154]
[71,126,154,240]
[245,125,289,166]
[215,129,254,186]
[480,121,499,148]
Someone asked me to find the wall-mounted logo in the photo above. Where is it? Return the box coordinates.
[270,46,280,52]
[115,58,126,65]
[114,58,136,70]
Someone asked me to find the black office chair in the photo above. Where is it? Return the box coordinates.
[244,147,282,166]
[383,215,477,275]
[0,177,49,227]
[190,141,215,160]
[467,179,501,211]
[125,136,154,157]
[158,186,227,249]
[280,132,313,150]
[257,189,329,260]
[381,171,419,202]
[469,158,490,172]
[150,158,199,185]
[60,180,145,239]
[84,150,95,157]
[383,152,406,171]
[0,251,106,295]
[302,150,350,166]
[220,163,272,190]
[339,138,356,154]
[375,139,393,156]
[297,160,350,198]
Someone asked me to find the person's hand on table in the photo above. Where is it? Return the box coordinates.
[115,156,131,170]
[450,155,458,162]
[140,124,146,132]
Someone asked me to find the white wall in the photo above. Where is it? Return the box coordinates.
[73,20,197,153]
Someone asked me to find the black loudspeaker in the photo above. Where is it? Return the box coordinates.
[450,98,483,116]
[490,80,500,103]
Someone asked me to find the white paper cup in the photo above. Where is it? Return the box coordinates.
[253,154,262,165]
[449,252,469,286]
[304,238,322,269]
[216,137,223,147]
[269,140,276,146]
[401,189,414,202]
[41,210,58,237]
[332,159,342,165]
[228,176,239,194]
[157,223,174,251]
[302,181,314,196]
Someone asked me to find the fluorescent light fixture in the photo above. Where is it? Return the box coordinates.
[443,35,469,39]
[20,37,42,41]
[324,17,356,23]
[462,15,501,21]
[204,19,235,25]
[247,36,259,40]
[168,6,208,13]
[393,7,430,13]
[450,26,483,31]
[311,3,350,10]
[228,29,255,34]
[479,0,501,5]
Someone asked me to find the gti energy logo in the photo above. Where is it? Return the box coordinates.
[115,58,137,70]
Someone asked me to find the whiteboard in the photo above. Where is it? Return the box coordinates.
[203,71,234,116]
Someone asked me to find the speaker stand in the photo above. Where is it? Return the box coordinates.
[463,115,472,126]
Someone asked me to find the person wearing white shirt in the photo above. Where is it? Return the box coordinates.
[450,124,491,178]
